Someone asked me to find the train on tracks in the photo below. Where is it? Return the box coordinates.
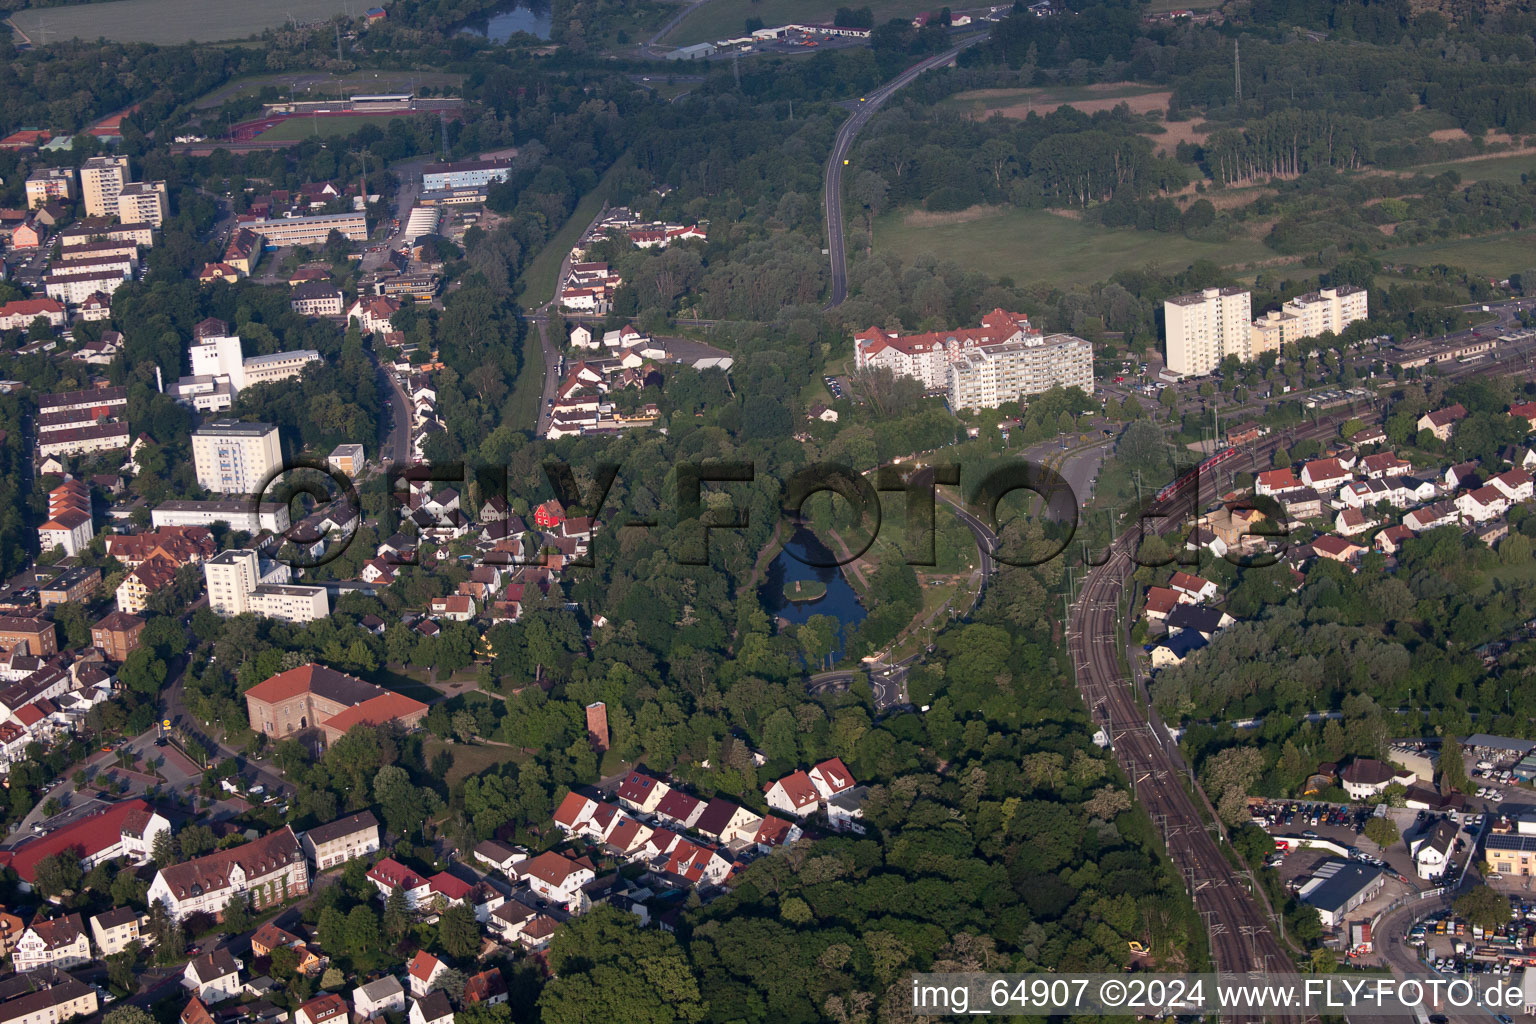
[1154,444,1243,503]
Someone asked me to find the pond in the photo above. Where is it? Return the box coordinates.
[457,0,552,42]
[757,528,868,666]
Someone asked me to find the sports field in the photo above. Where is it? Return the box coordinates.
[255,112,425,142]
[667,0,921,45]
[10,0,382,44]
[872,206,1273,290]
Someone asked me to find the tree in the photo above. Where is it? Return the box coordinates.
[1118,420,1165,467]
[222,892,252,932]
[1362,816,1399,850]
[437,903,481,960]
[1455,885,1510,932]
[1439,739,1469,793]
[270,946,300,981]
[105,1008,156,1024]
[383,887,410,940]
[33,852,83,898]
[540,907,705,1024]
[430,967,465,1002]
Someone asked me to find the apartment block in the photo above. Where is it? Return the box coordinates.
[23,167,75,207]
[1280,286,1369,339]
[421,159,512,191]
[79,156,129,218]
[947,333,1094,411]
[204,549,327,623]
[115,181,168,228]
[1163,287,1252,377]
[245,212,367,247]
[191,420,282,495]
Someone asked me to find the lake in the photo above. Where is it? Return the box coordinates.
[758,529,868,666]
[458,0,553,41]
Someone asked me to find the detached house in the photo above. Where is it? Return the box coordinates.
[294,994,348,1024]
[13,915,90,972]
[1167,571,1217,603]
[765,770,821,818]
[352,977,406,1019]
[406,951,446,998]
[367,858,431,910]
[615,770,669,814]
[409,993,453,1024]
[89,907,143,957]
[1418,404,1467,441]
[301,811,380,871]
[809,757,857,800]
[520,851,596,910]
[1300,458,1351,491]
[182,949,243,1003]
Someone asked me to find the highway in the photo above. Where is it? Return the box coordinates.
[822,36,986,307]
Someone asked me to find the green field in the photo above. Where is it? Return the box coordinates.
[256,112,428,142]
[517,155,633,304]
[9,0,385,44]
[668,0,922,45]
[1406,152,1536,185]
[872,207,1273,290]
[1385,230,1536,278]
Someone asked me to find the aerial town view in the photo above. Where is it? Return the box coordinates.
[2,0,1536,1020]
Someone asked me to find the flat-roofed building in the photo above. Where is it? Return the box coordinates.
[191,420,282,495]
[1164,287,1251,376]
[79,156,128,218]
[115,181,167,228]
[245,212,367,247]
[947,332,1094,411]
[421,159,512,191]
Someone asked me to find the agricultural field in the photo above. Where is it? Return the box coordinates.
[666,0,922,45]
[942,81,1204,155]
[9,0,381,44]
[871,206,1274,290]
[253,112,426,142]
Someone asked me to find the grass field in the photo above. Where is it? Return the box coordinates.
[424,739,525,788]
[1385,231,1536,278]
[872,206,1272,289]
[255,112,428,142]
[9,0,383,44]
[668,0,922,45]
[1405,152,1536,185]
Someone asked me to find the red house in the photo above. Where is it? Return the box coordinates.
[533,500,564,528]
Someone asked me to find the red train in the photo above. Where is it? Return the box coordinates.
[1154,445,1242,503]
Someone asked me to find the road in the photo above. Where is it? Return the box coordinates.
[528,203,612,435]
[822,36,987,307]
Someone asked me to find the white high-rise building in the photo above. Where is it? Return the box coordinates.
[1280,286,1369,339]
[173,333,319,412]
[1163,287,1252,377]
[947,333,1094,411]
[80,156,129,218]
[115,181,168,228]
[191,420,282,495]
[204,549,328,623]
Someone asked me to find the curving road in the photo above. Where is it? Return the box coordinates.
[823,36,987,307]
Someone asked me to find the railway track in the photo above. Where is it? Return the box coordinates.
[1065,336,1536,1018]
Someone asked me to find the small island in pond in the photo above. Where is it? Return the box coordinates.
[783,579,828,603]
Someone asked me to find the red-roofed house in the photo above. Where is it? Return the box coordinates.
[1311,535,1365,564]
[1489,469,1534,502]
[765,770,821,818]
[1456,485,1510,523]
[1143,586,1185,621]
[1374,525,1415,555]
[1418,404,1467,441]
[659,838,732,886]
[1300,458,1351,491]
[13,914,89,972]
[653,789,706,829]
[462,969,507,1007]
[295,994,349,1024]
[1359,452,1411,479]
[615,770,669,813]
[367,858,431,910]
[1511,402,1536,430]
[752,815,802,851]
[552,791,598,834]
[406,951,445,998]
[809,757,856,799]
[1254,468,1300,496]
[1167,571,1217,602]
[427,871,474,906]
[521,851,596,909]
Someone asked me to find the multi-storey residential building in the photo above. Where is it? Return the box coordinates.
[91,610,144,661]
[43,271,130,307]
[946,332,1094,411]
[191,420,282,495]
[89,907,143,957]
[115,555,180,615]
[12,915,89,972]
[0,977,97,1024]
[103,526,216,568]
[204,549,328,623]
[290,282,344,316]
[172,334,319,412]
[150,500,290,534]
[58,220,154,248]
[23,168,75,208]
[1163,287,1252,376]
[79,156,129,218]
[854,309,1043,390]
[421,159,512,191]
[37,567,99,608]
[301,811,380,870]
[1280,286,1368,339]
[147,826,309,921]
[114,182,167,228]
[244,212,367,246]
[326,444,364,478]
[37,479,93,557]
[0,299,66,332]
[0,618,56,657]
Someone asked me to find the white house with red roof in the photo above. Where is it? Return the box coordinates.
[615,770,669,813]
[653,788,707,829]
[406,950,446,998]
[1300,458,1351,491]
[427,871,474,908]
[1489,468,1534,502]
[764,770,821,818]
[1456,485,1510,522]
[808,758,856,800]
[1334,507,1377,537]
[520,851,596,910]
[752,815,802,851]
[1254,468,1300,496]
[1167,571,1217,602]
[552,791,599,834]
[1510,401,1536,430]
[1359,452,1411,479]
[658,838,732,887]
[367,858,431,910]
